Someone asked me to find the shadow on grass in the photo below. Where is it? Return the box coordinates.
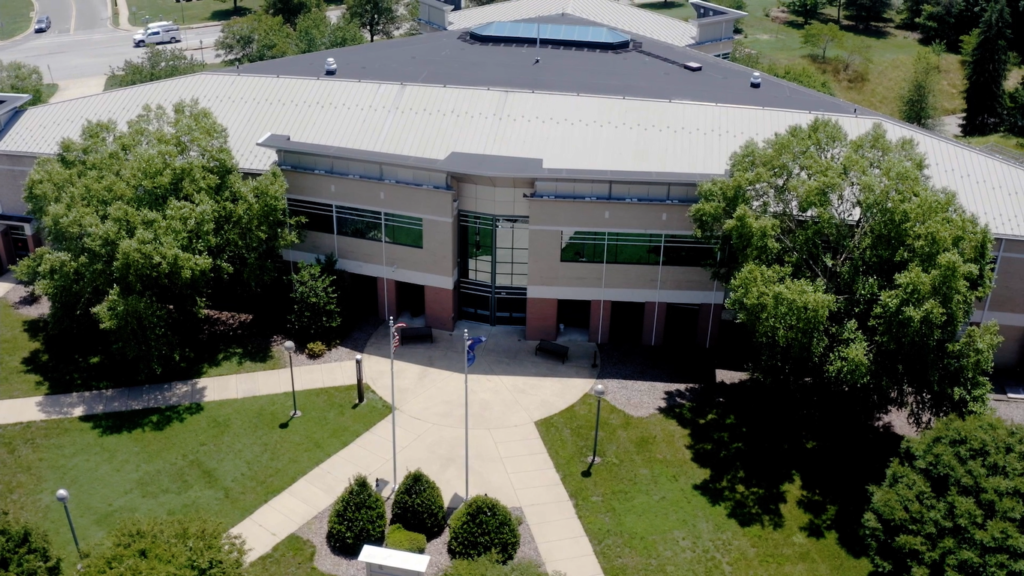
[660,379,902,557]
[80,403,205,436]
[207,6,253,21]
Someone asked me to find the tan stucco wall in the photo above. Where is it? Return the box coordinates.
[528,198,694,232]
[284,170,455,220]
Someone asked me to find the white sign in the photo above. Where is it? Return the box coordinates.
[358,545,430,576]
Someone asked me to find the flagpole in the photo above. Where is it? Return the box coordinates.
[464,328,469,501]
[390,316,398,494]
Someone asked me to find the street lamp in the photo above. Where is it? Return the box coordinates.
[284,341,301,418]
[589,384,605,466]
[55,489,81,560]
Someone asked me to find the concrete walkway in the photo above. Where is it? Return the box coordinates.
[0,271,16,298]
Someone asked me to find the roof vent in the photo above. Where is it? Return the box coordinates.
[683,62,702,72]
[750,72,761,88]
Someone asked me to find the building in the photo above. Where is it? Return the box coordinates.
[0,0,1021,369]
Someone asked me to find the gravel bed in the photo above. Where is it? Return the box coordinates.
[285,316,382,367]
[295,499,544,576]
[2,283,50,318]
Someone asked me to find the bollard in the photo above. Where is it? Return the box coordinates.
[355,355,364,404]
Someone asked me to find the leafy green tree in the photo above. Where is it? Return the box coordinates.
[289,261,342,341]
[1006,77,1024,137]
[801,22,845,60]
[263,0,325,28]
[898,49,939,127]
[0,60,46,107]
[345,0,402,42]
[690,118,1000,426]
[0,511,62,576]
[107,47,205,90]
[327,474,386,555]
[784,0,824,24]
[842,0,890,26]
[79,516,245,576]
[295,10,366,54]
[14,101,298,377]
[215,13,296,64]
[863,414,1024,575]
[960,0,1012,136]
[213,0,246,14]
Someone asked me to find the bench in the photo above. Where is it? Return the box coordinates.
[400,326,433,345]
[535,340,569,364]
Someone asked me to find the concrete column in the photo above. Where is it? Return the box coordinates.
[642,301,668,346]
[589,300,612,344]
[525,298,558,341]
[376,277,397,321]
[698,303,721,349]
[424,285,456,331]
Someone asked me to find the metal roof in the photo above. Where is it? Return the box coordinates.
[447,0,699,47]
[469,21,632,49]
[0,73,1022,238]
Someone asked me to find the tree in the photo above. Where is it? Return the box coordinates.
[0,511,62,576]
[289,261,341,341]
[690,118,1000,426]
[295,10,366,54]
[838,35,871,75]
[0,60,45,107]
[214,0,246,14]
[80,516,245,576]
[784,0,824,24]
[14,101,299,377]
[345,0,402,42]
[843,0,890,27]
[263,0,325,28]
[215,13,296,64]
[801,22,845,60]
[960,0,1012,136]
[863,414,1024,575]
[1006,77,1024,137]
[107,47,205,90]
[898,49,939,127]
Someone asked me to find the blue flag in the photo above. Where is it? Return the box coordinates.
[466,336,487,368]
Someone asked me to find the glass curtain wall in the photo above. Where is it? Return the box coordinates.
[459,213,529,325]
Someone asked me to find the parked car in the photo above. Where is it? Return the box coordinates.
[133,25,181,47]
[34,15,51,32]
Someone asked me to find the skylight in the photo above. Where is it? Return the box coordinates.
[469,22,631,50]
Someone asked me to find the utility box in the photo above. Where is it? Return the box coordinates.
[358,545,430,576]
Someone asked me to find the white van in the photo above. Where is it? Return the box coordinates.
[133,25,181,47]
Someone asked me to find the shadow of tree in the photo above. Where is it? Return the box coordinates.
[660,379,903,556]
[79,403,204,436]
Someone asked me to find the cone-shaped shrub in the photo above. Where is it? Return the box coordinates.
[327,474,386,555]
[391,469,447,538]
[447,496,520,563]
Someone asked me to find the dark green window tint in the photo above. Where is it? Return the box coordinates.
[560,231,714,267]
[287,198,334,235]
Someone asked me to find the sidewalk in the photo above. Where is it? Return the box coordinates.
[0,271,16,298]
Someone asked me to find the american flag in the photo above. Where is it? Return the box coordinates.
[392,323,407,353]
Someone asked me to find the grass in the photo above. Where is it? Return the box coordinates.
[123,0,252,27]
[641,0,966,118]
[0,386,389,570]
[640,0,697,21]
[39,83,58,104]
[0,302,41,400]
[0,0,34,40]
[961,133,1024,155]
[245,535,330,576]
[536,395,873,576]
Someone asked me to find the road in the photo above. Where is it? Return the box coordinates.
[0,0,222,84]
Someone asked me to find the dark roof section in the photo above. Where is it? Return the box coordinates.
[221,14,866,116]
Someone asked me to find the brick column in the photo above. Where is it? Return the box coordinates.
[27,231,42,252]
[589,300,612,344]
[698,303,722,349]
[525,298,558,341]
[377,277,398,321]
[642,302,668,346]
[424,286,456,331]
[0,226,12,273]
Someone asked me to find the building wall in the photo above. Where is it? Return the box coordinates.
[977,238,1024,369]
[0,153,35,216]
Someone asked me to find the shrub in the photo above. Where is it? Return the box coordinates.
[79,515,244,576]
[107,48,205,90]
[391,469,447,538]
[0,60,46,107]
[384,525,427,554]
[327,474,386,555]
[447,496,519,564]
[289,261,342,342]
[0,511,62,576]
[442,555,556,576]
[305,341,328,358]
[863,414,1024,575]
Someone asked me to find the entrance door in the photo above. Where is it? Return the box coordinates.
[8,226,29,264]
[458,213,529,325]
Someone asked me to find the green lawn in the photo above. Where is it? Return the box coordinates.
[0,386,388,570]
[123,0,251,27]
[0,300,285,400]
[0,0,34,40]
[961,133,1024,155]
[246,535,330,576]
[536,395,871,576]
[640,0,697,21]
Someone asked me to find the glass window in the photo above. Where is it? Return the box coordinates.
[288,198,334,235]
[336,206,383,241]
[384,212,423,248]
[561,231,714,267]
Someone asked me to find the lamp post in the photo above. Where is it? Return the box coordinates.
[55,489,81,561]
[284,341,301,418]
[589,384,605,466]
